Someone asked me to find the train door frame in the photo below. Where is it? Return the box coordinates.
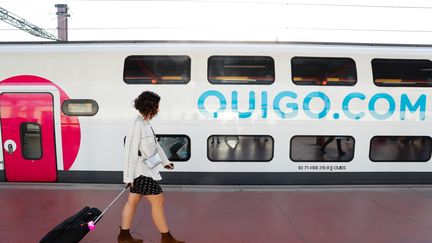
[0,85,64,182]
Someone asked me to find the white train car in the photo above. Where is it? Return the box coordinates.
[1,41,432,184]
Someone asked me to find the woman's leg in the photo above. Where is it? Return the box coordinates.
[121,192,143,229]
[145,193,169,233]
[320,137,334,153]
[336,139,346,155]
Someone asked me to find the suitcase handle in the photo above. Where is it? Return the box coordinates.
[93,184,130,224]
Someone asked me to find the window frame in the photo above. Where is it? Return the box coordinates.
[207,55,275,85]
[207,134,274,162]
[290,135,355,162]
[62,99,99,116]
[155,134,191,162]
[372,58,432,87]
[123,55,191,85]
[20,122,43,160]
[291,56,357,86]
[369,135,432,162]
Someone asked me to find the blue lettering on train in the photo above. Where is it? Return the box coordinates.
[232,91,255,118]
[400,94,426,121]
[342,92,366,120]
[368,93,396,120]
[197,90,427,121]
[303,92,331,119]
[273,91,297,119]
[197,90,227,118]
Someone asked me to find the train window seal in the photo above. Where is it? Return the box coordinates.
[123,134,191,161]
[207,56,275,85]
[290,135,355,162]
[372,58,432,87]
[62,99,99,116]
[156,134,191,162]
[20,122,43,160]
[207,135,274,162]
[291,56,357,86]
[369,136,432,162]
[123,55,191,84]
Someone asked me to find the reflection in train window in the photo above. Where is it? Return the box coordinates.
[372,59,432,87]
[123,56,191,84]
[370,136,432,162]
[290,136,354,162]
[20,123,42,160]
[208,135,273,161]
[208,56,275,84]
[156,135,190,161]
[62,99,99,116]
[291,57,357,86]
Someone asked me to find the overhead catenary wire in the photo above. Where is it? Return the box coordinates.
[69,0,432,9]
[1,0,432,42]
[0,6,59,40]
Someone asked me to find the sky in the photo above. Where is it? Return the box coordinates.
[0,0,432,44]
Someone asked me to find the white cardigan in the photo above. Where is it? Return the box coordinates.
[123,115,171,183]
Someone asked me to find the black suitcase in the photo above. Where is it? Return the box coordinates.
[40,185,129,243]
[39,207,102,243]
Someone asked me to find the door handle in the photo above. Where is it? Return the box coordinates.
[3,140,17,155]
[7,144,13,154]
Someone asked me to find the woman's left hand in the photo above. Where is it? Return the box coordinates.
[164,163,174,169]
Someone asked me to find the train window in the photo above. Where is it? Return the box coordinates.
[370,136,432,162]
[123,56,191,84]
[156,135,191,161]
[20,123,42,160]
[208,56,275,84]
[372,59,432,87]
[290,136,354,162]
[207,135,273,161]
[62,99,99,116]
[291,57,357,86]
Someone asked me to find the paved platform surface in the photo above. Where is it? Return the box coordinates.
[1,183,432,243]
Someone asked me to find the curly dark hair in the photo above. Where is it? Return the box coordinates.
[134,91,160,120]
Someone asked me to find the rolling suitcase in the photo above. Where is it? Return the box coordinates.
[40,185,130,243]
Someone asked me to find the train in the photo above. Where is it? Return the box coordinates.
[1,41,432,185]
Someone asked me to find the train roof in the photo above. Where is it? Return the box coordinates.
[0,40,432,48]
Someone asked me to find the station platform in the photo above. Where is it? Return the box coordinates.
[1,183,432,243]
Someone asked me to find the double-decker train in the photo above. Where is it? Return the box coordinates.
[1,41,432,184]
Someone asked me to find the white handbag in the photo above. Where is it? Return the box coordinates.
[143,126,163,169]
[145,152,163,169]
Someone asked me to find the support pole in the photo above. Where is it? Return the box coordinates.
[55,4,69,41]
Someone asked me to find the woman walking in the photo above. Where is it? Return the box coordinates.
[118,91,184,243]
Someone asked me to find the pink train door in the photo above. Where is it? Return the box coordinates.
[1,92,57,182]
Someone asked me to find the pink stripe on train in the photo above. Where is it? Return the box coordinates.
[0,75,81,171]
